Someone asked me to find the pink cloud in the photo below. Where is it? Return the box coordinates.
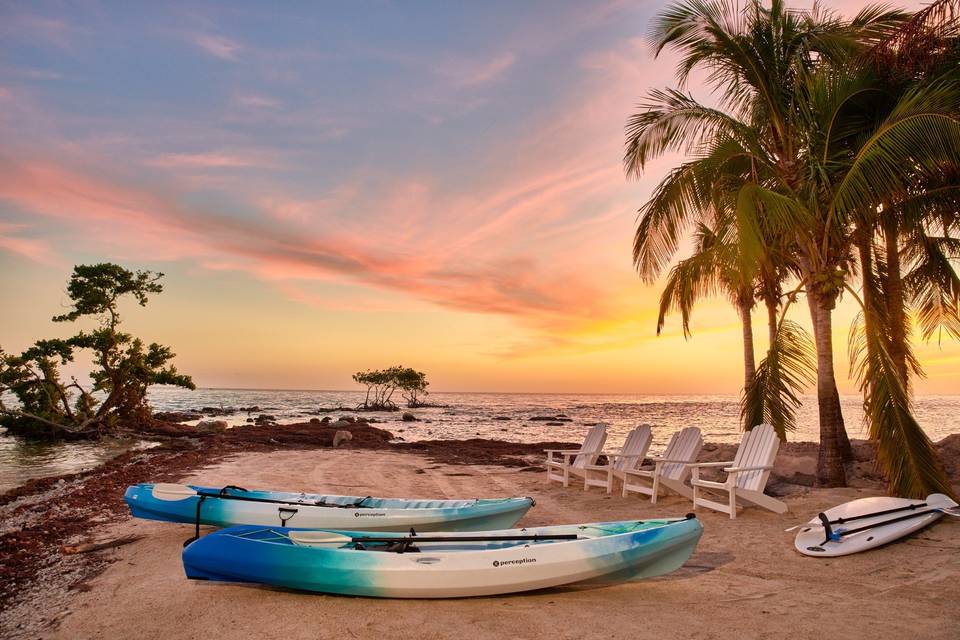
[0,222,63,266]
[190,34,242,61]
[147,152,272,169]
[0,155,615,332]
[235,94,281,109]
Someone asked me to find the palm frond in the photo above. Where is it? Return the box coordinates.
[903,233,960,342]
[850,286,955,498]
[741,319,816,440]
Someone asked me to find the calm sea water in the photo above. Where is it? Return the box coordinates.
[2,388,958,492]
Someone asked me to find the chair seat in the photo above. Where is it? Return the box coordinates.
[622,467,654,478]
[582,463,611,471]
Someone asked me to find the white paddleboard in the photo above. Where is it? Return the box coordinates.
[794,493,957,557]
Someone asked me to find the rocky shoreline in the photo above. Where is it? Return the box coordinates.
[2,418,958,625]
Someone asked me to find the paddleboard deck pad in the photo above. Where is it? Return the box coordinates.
[795,493,958,557]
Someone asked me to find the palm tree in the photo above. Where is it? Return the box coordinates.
[626,0,959,493]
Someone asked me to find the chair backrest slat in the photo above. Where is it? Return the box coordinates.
[734,423,779,490]
[614,424,652,472]
[573,424,608,468]
[660,426,703,480]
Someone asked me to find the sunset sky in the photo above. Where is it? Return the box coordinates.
[1,0,956,394]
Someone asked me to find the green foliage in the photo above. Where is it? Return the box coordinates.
[352,366,429,409]
[629,0,959,490]
[848,298,954,498]
[0,263,194,437]
[742,320,817,441]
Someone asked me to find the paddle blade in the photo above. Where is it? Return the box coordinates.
[926,493,959,510]
[288,531,354,547]
[151,483,198,501]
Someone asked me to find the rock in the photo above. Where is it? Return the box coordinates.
[402,412,418,422]
[529,416,572,422]
[320,416,331,424]
[339,416,356,423]
[239,406,260,412]
[545,421,565,426]
[329,420,353,429]
[309,418,321,425]
[256,414,276,421]
[199,406,235,416]
[153,411,202,423]
[195,420,228,432]
[332,430,353,448]
[354,417,369,424]
[493,416,511,421]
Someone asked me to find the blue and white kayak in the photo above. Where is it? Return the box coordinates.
[182,516,703,598]
[125,483,534,532]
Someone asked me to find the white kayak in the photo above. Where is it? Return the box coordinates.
[125,483,534,532]
[182,516,704,598]
[794,493,959,557]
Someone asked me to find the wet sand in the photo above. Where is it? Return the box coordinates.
[24,447,960,640]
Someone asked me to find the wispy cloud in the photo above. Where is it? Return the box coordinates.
[0,222,62,266]
[436,52,517,87]
[235,94,281,109]
[190,33,242,61]
[147,151,273,169]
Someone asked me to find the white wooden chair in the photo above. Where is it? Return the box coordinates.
[582,425,652,493]
[688,423,786,519]
[544,424,608,487]
[622,426,702,502]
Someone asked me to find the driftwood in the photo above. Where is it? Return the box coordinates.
[62,534,144,555]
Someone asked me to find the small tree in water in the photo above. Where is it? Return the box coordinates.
[0,263,195,438]
[352,366,429,410]
[397,368,429,408]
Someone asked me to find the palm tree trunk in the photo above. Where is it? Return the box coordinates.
[807,291,847,486]
[883,216,910,386]
[739,301,757,393]
[765,295,778,350]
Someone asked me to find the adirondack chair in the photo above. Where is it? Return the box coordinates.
[544,424,608,487]
[621,426,703,503]
[688,423,786,519]
[582,425,653,493]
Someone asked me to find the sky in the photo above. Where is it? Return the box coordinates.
[1,0,956,394]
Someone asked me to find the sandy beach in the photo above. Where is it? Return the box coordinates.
[5,444,957,640]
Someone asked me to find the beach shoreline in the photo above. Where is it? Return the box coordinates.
[1,422,958,639]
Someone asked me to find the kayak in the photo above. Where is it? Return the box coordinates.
[124,483,534,532]
[181,515,703,598]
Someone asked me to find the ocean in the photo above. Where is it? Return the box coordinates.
[2,388,958,492]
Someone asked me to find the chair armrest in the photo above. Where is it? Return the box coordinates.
[605,453,648,459]
[684,461,735,468]
[723,465,773,473]
[543,449,584,454]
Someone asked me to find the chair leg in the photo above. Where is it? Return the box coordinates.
[605,469,613,494]
[563,467,569,487]
[692,481,698,511]
[728,486,737,520]
[651,474,660,504]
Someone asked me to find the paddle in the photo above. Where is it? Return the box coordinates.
[785,493,960,533]
[288,530,581,552]
[152,483,374,509]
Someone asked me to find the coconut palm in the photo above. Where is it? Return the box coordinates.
[627,0,960,494]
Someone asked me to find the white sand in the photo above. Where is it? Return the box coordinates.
[48,449,960,640]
